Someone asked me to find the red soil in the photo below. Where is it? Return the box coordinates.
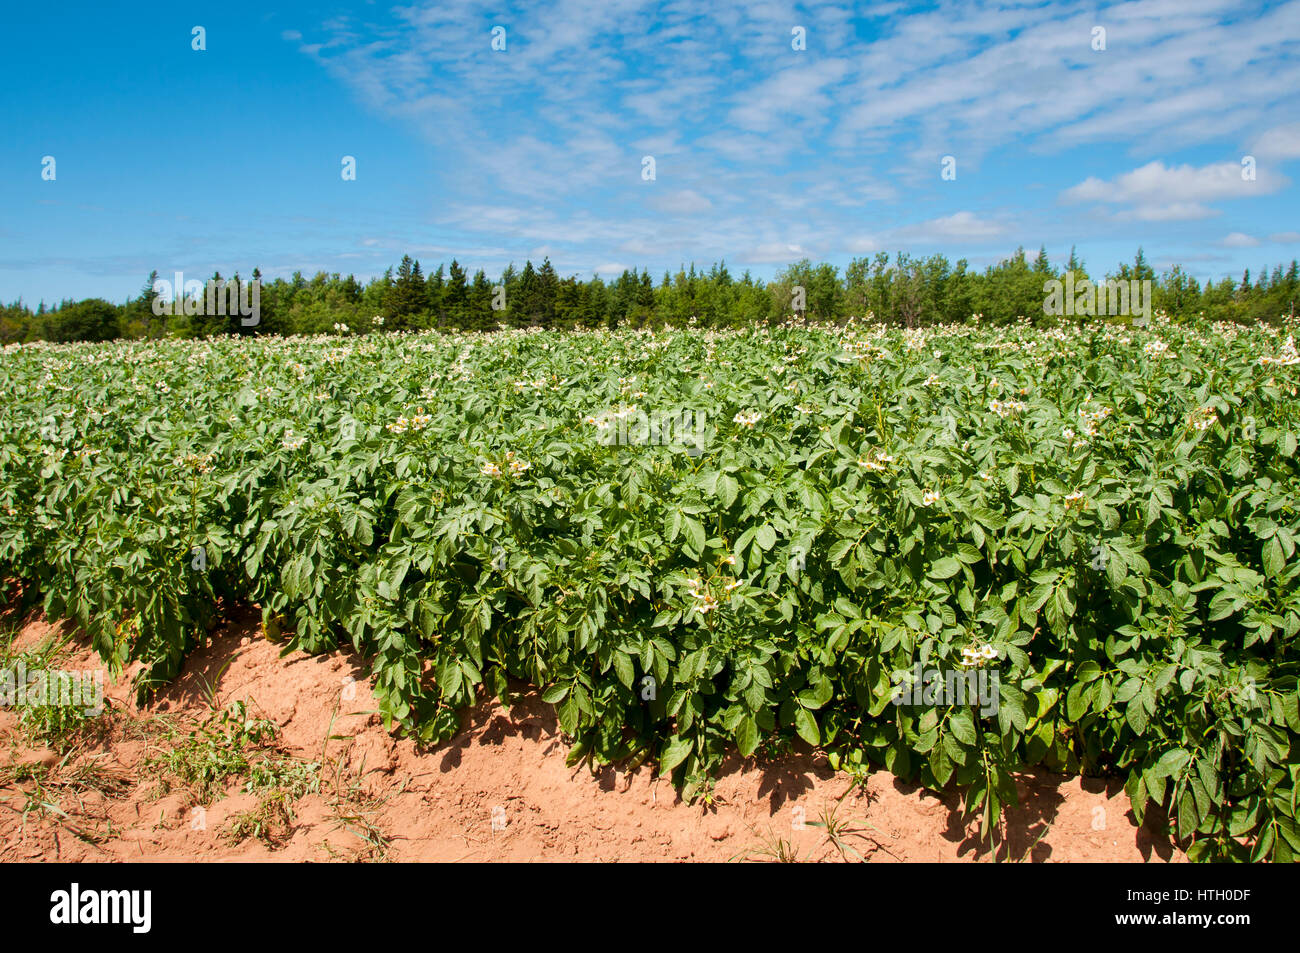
[0,609,1182,863]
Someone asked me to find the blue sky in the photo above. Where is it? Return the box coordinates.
[3,0,1299,305]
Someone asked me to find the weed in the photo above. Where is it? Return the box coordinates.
[146,700,278,804]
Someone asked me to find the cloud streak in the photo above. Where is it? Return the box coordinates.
[281,0,1300,277]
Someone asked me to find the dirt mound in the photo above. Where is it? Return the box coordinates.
[0,609,1182,862]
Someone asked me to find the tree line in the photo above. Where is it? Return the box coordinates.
[2,246,1296,344]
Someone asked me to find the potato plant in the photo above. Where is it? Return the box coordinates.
[1,316,1298,861]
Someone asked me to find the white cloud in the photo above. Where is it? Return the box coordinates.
[1062,160,1271,204]
[898,211,1004,241]
[1116,203,1217,222]
[1061,159,1286,220]
[726,59,852,133]
[647,190,713,214]
[1251,123,1300,161]
[281,0,1300,276]
[1221,232,1260,248]
[747,242,808,263]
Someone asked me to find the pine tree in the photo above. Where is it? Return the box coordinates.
[446,260,469,328]
[1133,247,1155,283]
[515,261,540,328]
[1032,245,1052,274]
[426,265,445,326]
[136,270,161,337]
[537,258,559,328]
[469,269,494,330]
[386,255,428,327]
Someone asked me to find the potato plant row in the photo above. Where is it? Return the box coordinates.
[1,317,1298,860]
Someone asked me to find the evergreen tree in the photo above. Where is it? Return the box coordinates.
[1066,246,1082,276]
[469,269,495,330]
[537,258,559,328]
[1032,245,1052,274]
[515,261,540,327]
[426,264,446,327]
[386,255,428,327]
[445,260,469,328]
[1132,247,1155,283]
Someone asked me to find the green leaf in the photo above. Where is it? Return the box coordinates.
[736,716,759,757]
[659,736,693,774]
[1155,748,1191,778]
[999,684,1028,732]
[1263,537,1285,578]
[612,651,635,689]
[1177,789,1198,835]
[541,683,569,704]
[928,557,961,580]
[1066,682,1088,721]
[556,693,580,734]
[1282,692,1300,733]
[793,707,820,746]
[798,676,834,710]
[717,474,739,508]
[1126,696,1149,735]
[683,516,706,554]
[949,709,976,746]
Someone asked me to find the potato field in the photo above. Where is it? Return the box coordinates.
[2,317,1298,861]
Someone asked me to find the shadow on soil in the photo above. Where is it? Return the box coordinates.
[9,601,1181,862]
